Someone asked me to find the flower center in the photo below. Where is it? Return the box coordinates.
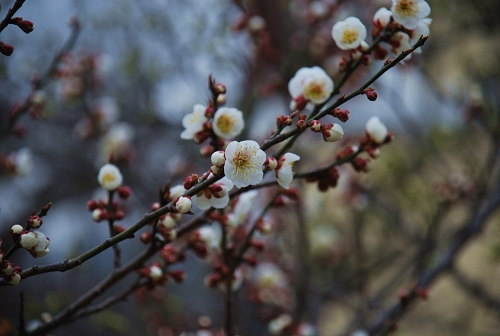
[231,150,253,178]
[396,0,418,18]
[216,115,235,134]
[303,80,326,101]
[102,172,116,184]
[341,28,359,45]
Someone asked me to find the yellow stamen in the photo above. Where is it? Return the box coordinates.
[396,0,418,18]
[341,28,359,45]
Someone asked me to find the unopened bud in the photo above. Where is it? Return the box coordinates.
[117,186,132,200]
[264,157,278,170]
[309,120,322,132]
[140,232,152,244]
[175,196,192,214]
[321,123,344,142]
[0,42,14,56]
[364,87,377,101]
[276,115,293,127]
[216,94,226,105]
[211,151,226,167]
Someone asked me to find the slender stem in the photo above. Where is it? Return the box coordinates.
[106,190,121,269]
[0,0,26,33]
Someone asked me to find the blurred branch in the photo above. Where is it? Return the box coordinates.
[451,268,500,313]
[365,179,500,335]
[0,19,80,141]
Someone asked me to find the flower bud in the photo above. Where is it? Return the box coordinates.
[332,108,350,122]
[365,116,388,144]
[29,216,42,229]
[183,174,199,189]
[364,87,377,101]
[214,83,226,94]
[277,115,293,127]
[159,214,177,229]
[309,120,322,132]
[0,42,14,56]
[159,245,177,263]
[6,272,21,286]
[321,123,344,142]
[97,163,123,191]
[211,151,226,167]
[296,119,307,130]
[264,157,278,170]
[10,224,24,239]
[92,209,108,222]
[175,196,192,214]
[87,199,99,211]
[216,94,226,105]
[117,186,132,200]
[140,232,152,244]
[169,270,186,283]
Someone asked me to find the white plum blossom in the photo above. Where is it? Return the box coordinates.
[192,177,234,210]
[373,7,393,28]
[224,140,266,188]
[391,0,431,30]
[175,196,192,214]
[198,226,221,249]
[276,153,300,189]
[212,107,245,139]
[97,163,123,191]
[322,123,344,142]
[288,66,334,106]
[332,17,367,50]
[390,31,412,59]
[365,116,388,144]
[410,18,432,53]
[169,184,186,201]
[20,231,50,258]
[225,190,259,227]
[252,262,288,289]
[181,104,208,140]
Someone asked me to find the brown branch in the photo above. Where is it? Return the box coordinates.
[0,0,25,33]
[363,180,500,335]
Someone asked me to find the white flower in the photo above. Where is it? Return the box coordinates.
[10,147,32,176]
[225,190,259,227]
[373,7,393,28]
[332,17,367,50]
[20,231,50,258]
[224,140,266,188]
[288,66,334,105]
[212,107,245,139]
[410,18,431,53]
[391,0,431,29]
[97,163,123,191]
[390,31,412,59]
[276,153,300,189]
[192,177,234,210]
[181,104,207,140]
[20,232,38,249]
[211,150,226,167]
[175,196,192,213]
[322,123,344,142]
[198,226,221,249]
[365,116,388,144]
[252,262,287,289]
[169,184,186,200]
[10,224,23,235]
[100,122,135,163]
[149,265,163,281]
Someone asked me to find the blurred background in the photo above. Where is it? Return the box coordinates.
[1,0,500,335]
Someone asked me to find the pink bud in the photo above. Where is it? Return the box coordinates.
[117,186,132,200]
[0,42,14,56]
